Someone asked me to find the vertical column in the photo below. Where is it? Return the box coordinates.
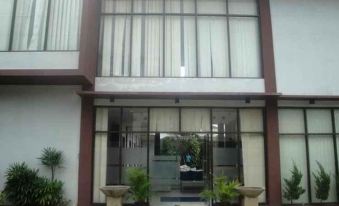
[265,98,281,205]
[78,96,94,206]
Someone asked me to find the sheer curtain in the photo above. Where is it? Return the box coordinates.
[230,17,260,77]
[12,0,48,50]
[47,0,82,50]
[198,17,229,77]
[150,108,179,132]
[93,108,108,203]
[240,109,266,202]
[0,0,14,50]
[279,109,309,203]
[181,108,210,132]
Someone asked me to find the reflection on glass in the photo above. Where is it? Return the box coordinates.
[212,109,237,133]
[122,108,148,132]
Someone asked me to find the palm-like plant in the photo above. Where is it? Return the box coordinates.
[313,161,331,203]
[38,147,63,181]
[127,168,150,204]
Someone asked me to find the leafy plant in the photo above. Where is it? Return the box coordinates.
[200,175,240,204]
[283,163,306,204]
[313,161,331,202]
[127,168,150,203]
[0,191,6,204]
[34,177,64,206]
[39,147,63,180]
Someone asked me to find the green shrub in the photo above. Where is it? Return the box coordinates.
[283,163,306,204]
[39,147,63,181]
[0,191,6,204]
[34,177,64,206]
[127,168,150,203]
[313,161,331,202]
[200,175,240,204]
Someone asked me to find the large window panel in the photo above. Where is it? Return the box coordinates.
[46,0,82,50]
[306,109,332,133]
[278,109,305,134]
[197,0,226,14]
[181,108,210,132]
[239,109,263,132]
[0,0,14,50]
[12,0,48,50]
[134,0,163,13]
[280,135,309,203]
[122,108,148,132]
[165,0,195,13]
[102,0,132,13]
[212,109,237,133]
[230,17,261,78]
[150,108,179,132]
[308,135,337,203]
[198,17,229,77]
[165,16,196,77]
[228,0,258,15]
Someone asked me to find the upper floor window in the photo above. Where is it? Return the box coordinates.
[0,0,83,51]
[98,0,261,78]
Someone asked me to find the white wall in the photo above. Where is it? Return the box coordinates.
[95,77,265,93]
[0,52,79,70]
[0,86,81,206]
[270,0,339,95]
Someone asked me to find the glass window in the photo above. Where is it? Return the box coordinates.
[122,108,148,132]
[307,109,332,133]
[212,109,237,133]
[278,109,305,134]
[197,0,226,14]
[165,0,195,13]
[239,109,263,132]
[228,0,258,15]
[102,0,132,13]
[134,0,163,13]
[181,108,210,132]
[0,0,14,50]
[150,108,179,132]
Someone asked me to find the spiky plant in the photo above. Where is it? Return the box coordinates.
[38,147,63,181]
[313,161,331,203]
[283,163,306,204]
[127,168,150,203]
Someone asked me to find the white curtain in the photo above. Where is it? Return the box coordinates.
[197,0,226,14]
[134,0,163,13]
[0,0,14,50]
[165,16,196,77]
[230,17,260,77]
[198,17,229,77]
[165,0,195,13]
[102,0,132,13]
[181,108,210,132]
[240,109,266,202]
[278,109,305,134]
[93,109,108,203]
[228,0,258,15]
[12,0,48,50]
[47,0,82,50]
[307,109,332,133]
[150,108,179,132]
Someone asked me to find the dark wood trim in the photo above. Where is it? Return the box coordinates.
[258,0,277,93]
[265,98,282,205]
[280,95,339,101]
[78,96,95,206]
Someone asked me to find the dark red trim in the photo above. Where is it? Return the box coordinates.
[78,96,94,206]
[259,0,277,93]
[280,95,339,101]
[265,98,282,205]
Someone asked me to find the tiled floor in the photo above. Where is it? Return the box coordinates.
[150,190,209,206]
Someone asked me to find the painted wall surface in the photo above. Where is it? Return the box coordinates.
[0,86,81,205]
[95,77,265,93]
[270,0,339,95]
[0,52,79,70]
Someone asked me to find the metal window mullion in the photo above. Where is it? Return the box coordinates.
[226,0,232,77]
[236,108,242,181]
[303,109,312,203]
[147,108,150,203]
[209,108,213,190]
[128,0,134,76]
[110,1,117,77]
[331,109,339,179]
[43,0,52,50]
[119,107,123,184]
[194,0,199,77]
[8,0,18,51]
[162,0,165,77]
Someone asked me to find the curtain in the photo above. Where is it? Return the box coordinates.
[181,108,210,132]
[134,0,163,13]
[198,17,229,77]
[12,0,48,50]
[93,108,108,203]
[165,0,195,13]
[150,108,179,132]
[306,109,332,133]
[0,0,14,50]
[165,16,196,77]
[230,17,260,77]
[228,0,258,15]
[197,0,226,14]
[240,109,265,202]
[47,0,82,50]
[278,109,305,134]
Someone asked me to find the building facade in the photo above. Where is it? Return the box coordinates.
[0,0,339,205]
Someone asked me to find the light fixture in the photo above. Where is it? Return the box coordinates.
[175,98,180,104]
[245,97,251,104]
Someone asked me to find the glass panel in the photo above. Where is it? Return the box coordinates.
[100,15,131,77]
[228,0,258,15]
[102,0,132,13]
[134,0,163,13]
[93,133,108,203]
[308,135,337,203]
[280,135,309,204]
[165,0,195,13]
[0,0,14,50]
[306,109,332,133]
[239,109,263,132]
[230,17,261,78]
[181,108,210,132]
[198,17,229,77]
[107,108,121,132]
[241,133,266,202]
[96,108,109,131]
[47,0,82,50]
[122,108,148,132]
[165,16,196,77]
[278,109,305,134]
[197,0,226,14]
[12,0,48,50]
[334,110,339,133]
[106,132,121,185]
[131,15,163,77]
[212,109,237,133]
[150,108,179,132]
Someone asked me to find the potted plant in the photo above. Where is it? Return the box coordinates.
[200,175,240,206]
[313,161,331,203]
[127,168,150,206]
[283,163,306,205]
